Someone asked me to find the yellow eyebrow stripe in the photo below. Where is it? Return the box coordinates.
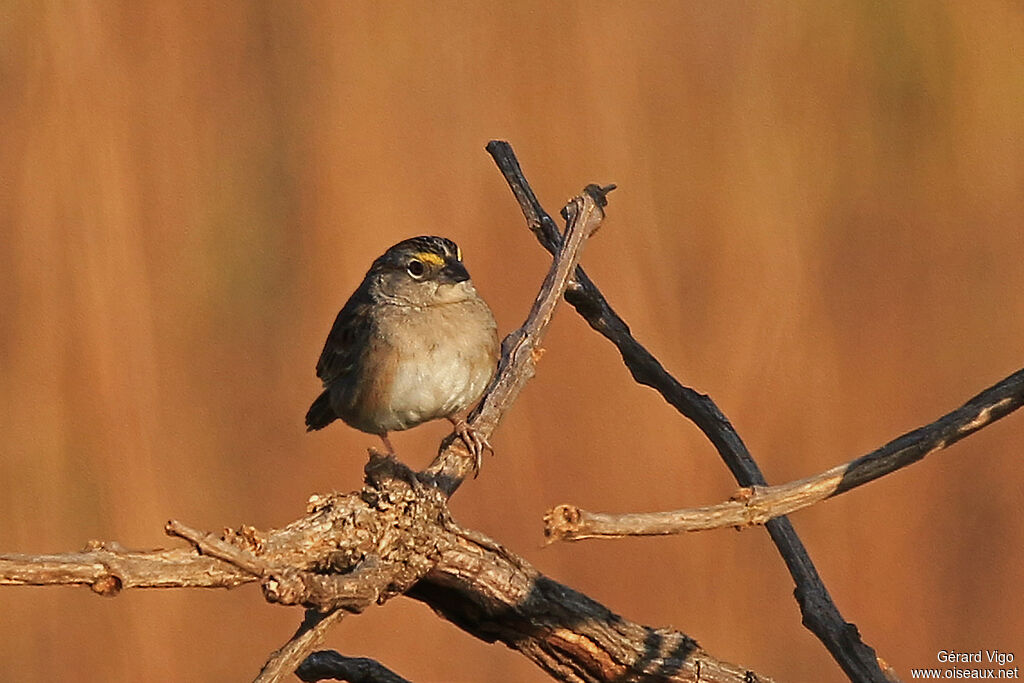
[412,252,446,267]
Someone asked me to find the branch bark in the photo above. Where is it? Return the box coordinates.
[258,610,348,683]
[485,140,897,683]
[0,459,772,683]
[0,543,251,593]
[545,367,1024,540]
[406,523,769,683]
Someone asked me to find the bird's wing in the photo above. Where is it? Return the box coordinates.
[315,289,375,386]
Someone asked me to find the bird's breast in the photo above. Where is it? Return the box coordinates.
[373,301,498,432]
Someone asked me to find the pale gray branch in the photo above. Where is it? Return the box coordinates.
[546,367,1024,542]
[0,543,252,594]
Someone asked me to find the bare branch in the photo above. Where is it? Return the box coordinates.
[485,140,893,683]
[406,524,774,683]
[546,367,1024,540]
[256,609,347,683]
[1,465,776,682]
[0,543,252,594]
[166,519,268,576]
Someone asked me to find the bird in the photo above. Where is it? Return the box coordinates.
[305,236,499,469]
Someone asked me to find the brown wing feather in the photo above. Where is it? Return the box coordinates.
[315,283,375,387]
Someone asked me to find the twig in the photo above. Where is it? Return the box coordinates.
[1,522,775,683]
[485,140,894,683]
[296,651,413,683]
[0,544,253,593]
[166,519,268,576]
[546,367,1024,540]
[255,609,347,683]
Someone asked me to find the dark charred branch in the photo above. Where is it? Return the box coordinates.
[485,140,899,683]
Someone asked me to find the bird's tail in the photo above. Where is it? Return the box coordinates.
[305,390,337,431]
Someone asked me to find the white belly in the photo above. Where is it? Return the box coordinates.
[372,298,497,433]
[384,345,489,431]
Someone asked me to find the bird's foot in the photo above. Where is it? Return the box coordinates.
[448,418,492,477]
[366,435,422,492]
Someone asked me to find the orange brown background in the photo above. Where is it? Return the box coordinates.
[1,3,1022,681]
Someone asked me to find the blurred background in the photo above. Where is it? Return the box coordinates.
[1,2,1022,681]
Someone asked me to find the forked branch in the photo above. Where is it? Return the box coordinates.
[486,140,897,683]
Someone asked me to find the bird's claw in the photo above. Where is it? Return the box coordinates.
[451,420,492,477]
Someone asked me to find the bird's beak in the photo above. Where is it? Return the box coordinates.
[439,260,470,284]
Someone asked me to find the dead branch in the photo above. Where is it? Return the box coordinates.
[259,610,349,683]
[0,457,773,683]
[0,543,251,593]
[406,521,770,683]
[485,140,895,683]
[545,367,1024,540]
[0,179,775,683]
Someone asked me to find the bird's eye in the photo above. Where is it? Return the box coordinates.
[407,259,425,278]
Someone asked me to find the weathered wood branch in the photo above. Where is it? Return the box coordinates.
[259,610,349,683]
[485,140,895,683]
[545,367,1024,540]
[407,521,769,683]
[0,456,773,683]
[0,542,251,593]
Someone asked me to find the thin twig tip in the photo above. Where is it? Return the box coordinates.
[584,183,617,207]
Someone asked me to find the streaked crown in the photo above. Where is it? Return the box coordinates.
[382,236,460,263]
[369,236,470,285]
[371,236,462,271]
